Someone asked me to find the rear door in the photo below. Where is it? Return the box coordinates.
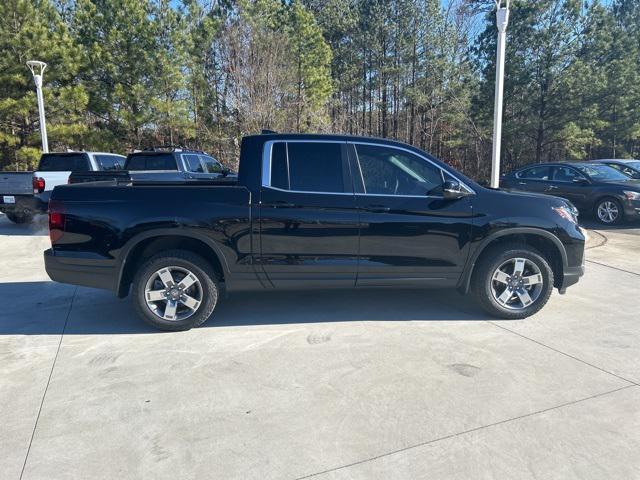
[258,140,359,288]
[350,142,474,287]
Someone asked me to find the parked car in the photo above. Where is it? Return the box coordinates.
[591,159,640,180]
[501,162,640,225]
[44,133,585,331]
[0,151,125,223]
[68,147,234,184]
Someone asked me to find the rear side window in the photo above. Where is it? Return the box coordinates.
[125,154,177,171]
[38,154,91,171]
[96,155,124,171]
[516,166,551,180]
[269,142,346,193]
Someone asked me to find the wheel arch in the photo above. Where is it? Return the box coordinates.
[116,229,229,297]
[459,228,567,294]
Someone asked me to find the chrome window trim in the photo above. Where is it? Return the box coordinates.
[261,139,475,197]
[350,141,476,196]
[181,153,223,176]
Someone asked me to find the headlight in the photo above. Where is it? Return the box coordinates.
[623,190,640,201]
[552,205,578,224]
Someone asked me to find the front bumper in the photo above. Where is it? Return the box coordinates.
[44,248,117,292]
[558,264,585,293]
[623,199,640,219]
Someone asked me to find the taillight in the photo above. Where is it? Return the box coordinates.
[33,176,45,194]
[48,200,66,244]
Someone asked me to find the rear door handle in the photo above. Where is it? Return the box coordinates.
[267,200,296,208]
[364,204,391,213]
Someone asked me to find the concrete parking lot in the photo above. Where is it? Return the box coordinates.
[1,214,639,480]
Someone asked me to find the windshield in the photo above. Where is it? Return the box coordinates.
[574,164,630,181]
[627,161,640,170]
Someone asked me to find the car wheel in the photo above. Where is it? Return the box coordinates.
[132,250,219,331]
[5,212,33,224]
[594,197,623,225]
[471,243,554,320]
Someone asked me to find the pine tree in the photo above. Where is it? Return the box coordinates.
[0,0,87,170]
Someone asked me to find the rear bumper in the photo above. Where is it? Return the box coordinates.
[0,194,48,215]
[44,248,117,292]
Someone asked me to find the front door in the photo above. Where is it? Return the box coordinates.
[258,140,360,288]
[546,166,591,210]
[349,142,474,287]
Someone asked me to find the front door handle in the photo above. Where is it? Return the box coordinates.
[547,185,558,190]
[364,204,391,213]
[518,181,527,185]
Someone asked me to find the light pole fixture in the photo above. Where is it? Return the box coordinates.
[27,60,49,153]
[490,0,510,188]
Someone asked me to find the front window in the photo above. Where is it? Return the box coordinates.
[355,144,444,196]
[552,166,584,182]
[574,164,629,181]
[183,154,223,174]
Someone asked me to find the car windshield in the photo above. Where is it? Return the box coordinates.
[626,161,640,170]
[574,164,629,181]
[38,154,90,171]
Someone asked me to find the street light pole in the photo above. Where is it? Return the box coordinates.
[27,60,49,153]
[490,0,510,188]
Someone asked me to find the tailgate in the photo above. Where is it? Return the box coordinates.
[0,172,33,195]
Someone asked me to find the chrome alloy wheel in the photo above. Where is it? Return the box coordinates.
[144,266,203,321]
[597,201,619,223]
[490,258,544,311]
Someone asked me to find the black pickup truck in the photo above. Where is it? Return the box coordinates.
[45,133,585,330]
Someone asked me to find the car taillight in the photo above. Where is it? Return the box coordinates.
[33,176,46,194]
[48,200,66,244]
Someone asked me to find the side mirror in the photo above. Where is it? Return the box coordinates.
[443,180,470,200]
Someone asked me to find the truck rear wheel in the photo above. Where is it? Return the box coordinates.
[132,250,219,331]
[471,243,554,320]
[5,212,33,224]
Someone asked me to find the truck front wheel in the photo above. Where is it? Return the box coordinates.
[132,250,219,331]
[471,243,554,320]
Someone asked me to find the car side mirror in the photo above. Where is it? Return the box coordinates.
[442,180,470,200]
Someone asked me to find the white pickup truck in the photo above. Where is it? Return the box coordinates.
[0,151,125,223]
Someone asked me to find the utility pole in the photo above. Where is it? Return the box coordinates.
[27,60,49,153]
[490,0,510,188]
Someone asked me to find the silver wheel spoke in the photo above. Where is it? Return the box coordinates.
[178,273,198,290]
[497,288,514,305]
[164,300,178,320]
[180,294,200,311]
[493,270,510,284]
[516,289,533,307]
[513,258,526,275]
[522,273,542,286]
[146,290,166,302]
[158,268,175,288]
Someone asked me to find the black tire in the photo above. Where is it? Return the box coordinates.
[471,243,554,320]
[593,197,623,225]
[5,212,33,224]
[132,250,219,331]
